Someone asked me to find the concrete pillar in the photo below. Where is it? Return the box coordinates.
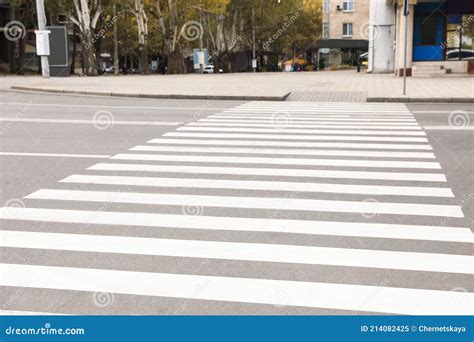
[394,4,414,76]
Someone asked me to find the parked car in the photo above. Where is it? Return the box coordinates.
[203,64,214,73]
[104,66,115,73]
[446,49,474,60]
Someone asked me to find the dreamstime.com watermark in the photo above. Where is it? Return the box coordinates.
[439,192,473,227]
[448,110,470,128]
[262,11,300,50]
[4,322,85,336]
[84,13,123,50]
[0,102,32,136]
[359,21,381,41]
[2,20,26,41]
[181,20,203,42]
[440,15,474,50]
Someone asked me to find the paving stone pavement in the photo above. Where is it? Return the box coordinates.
[287,91,367,102]
[3,71,473,102]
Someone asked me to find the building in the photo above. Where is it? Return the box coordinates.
[369,0,474,76]
[316,0,370,68]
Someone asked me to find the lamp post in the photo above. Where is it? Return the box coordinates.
[403,0,409,95]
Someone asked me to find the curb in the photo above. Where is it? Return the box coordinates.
[10,86,290,102]
[367,97,474,103]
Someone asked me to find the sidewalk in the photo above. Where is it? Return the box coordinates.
[4,71,474,102]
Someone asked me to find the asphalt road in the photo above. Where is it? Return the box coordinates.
[0,89,472,315]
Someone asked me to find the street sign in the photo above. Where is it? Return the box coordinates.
[34,30,50,56]
[193,48,208,69]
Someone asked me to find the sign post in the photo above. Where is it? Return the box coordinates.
[403,0,409,95]
[35,0,50,78]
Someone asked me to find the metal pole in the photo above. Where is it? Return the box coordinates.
[35,0,49,78]
[403,1,408,95]
[199,1,204,74]
[252,6,256,72]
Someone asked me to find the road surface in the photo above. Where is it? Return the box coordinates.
[0,89,472,315]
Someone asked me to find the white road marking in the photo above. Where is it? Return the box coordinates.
[0,117,182,126]
[240,102,408,108]
[210,115,417,122]
[1,207,470,242]
[111,153,441,169]
[190,122,423,130]
[222,112,412,117]
[413,111,474,114]
[422,126,474,131]
[0,152,110,158]
[178,126,426,136]
[2,230,471,274]
[201,118,420,125]
[224,109,412,114]
[164,132,429,142]
[24,189,464,217]
[130,145,435,159]
[0,102,231,111]
[1,263,472,315]
[60,174,453,197]
[147,138,433,150]
[88,163,447,182]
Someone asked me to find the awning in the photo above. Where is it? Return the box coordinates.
[314,39,368,50]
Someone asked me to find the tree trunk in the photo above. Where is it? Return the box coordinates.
[17,34,26,75]
[9,5,17,73]
[70,25,77,75]
[17,0,33,75]
[139,44,149,74]
[167,44,186,74]
[212,54,220,73]
[82,38,97,75]
[113,2,119,75]
[222,52,231,73]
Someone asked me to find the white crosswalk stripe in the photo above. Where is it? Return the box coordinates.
[130,145,436,158]
[2,230,470,274]
[88,163,447,182]
[177,126,427,136]
[188,122,424,129]
[1,101,471,315]
[209,115,418,122]
[148,138,433,150]
[164,132,429,142]
[202,118,419,124]
[2,263,472,315]
[110,153,441,169]
[60,175,453,197]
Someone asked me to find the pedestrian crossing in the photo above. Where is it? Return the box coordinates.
[0,101,472,315]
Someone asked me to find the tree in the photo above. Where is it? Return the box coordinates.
[201,0,240,73]
[69,0,103,75]
[154,0,183,74]
[128,0,149,74]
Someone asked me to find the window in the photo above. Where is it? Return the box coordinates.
[342,23,353,37]
[323,22,329,38]
[343,0,354,12]
[445,14,474,61]
[323,0,329,13]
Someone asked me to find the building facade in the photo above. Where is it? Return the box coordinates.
[369,0,474,76]
[316,0,370,67]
